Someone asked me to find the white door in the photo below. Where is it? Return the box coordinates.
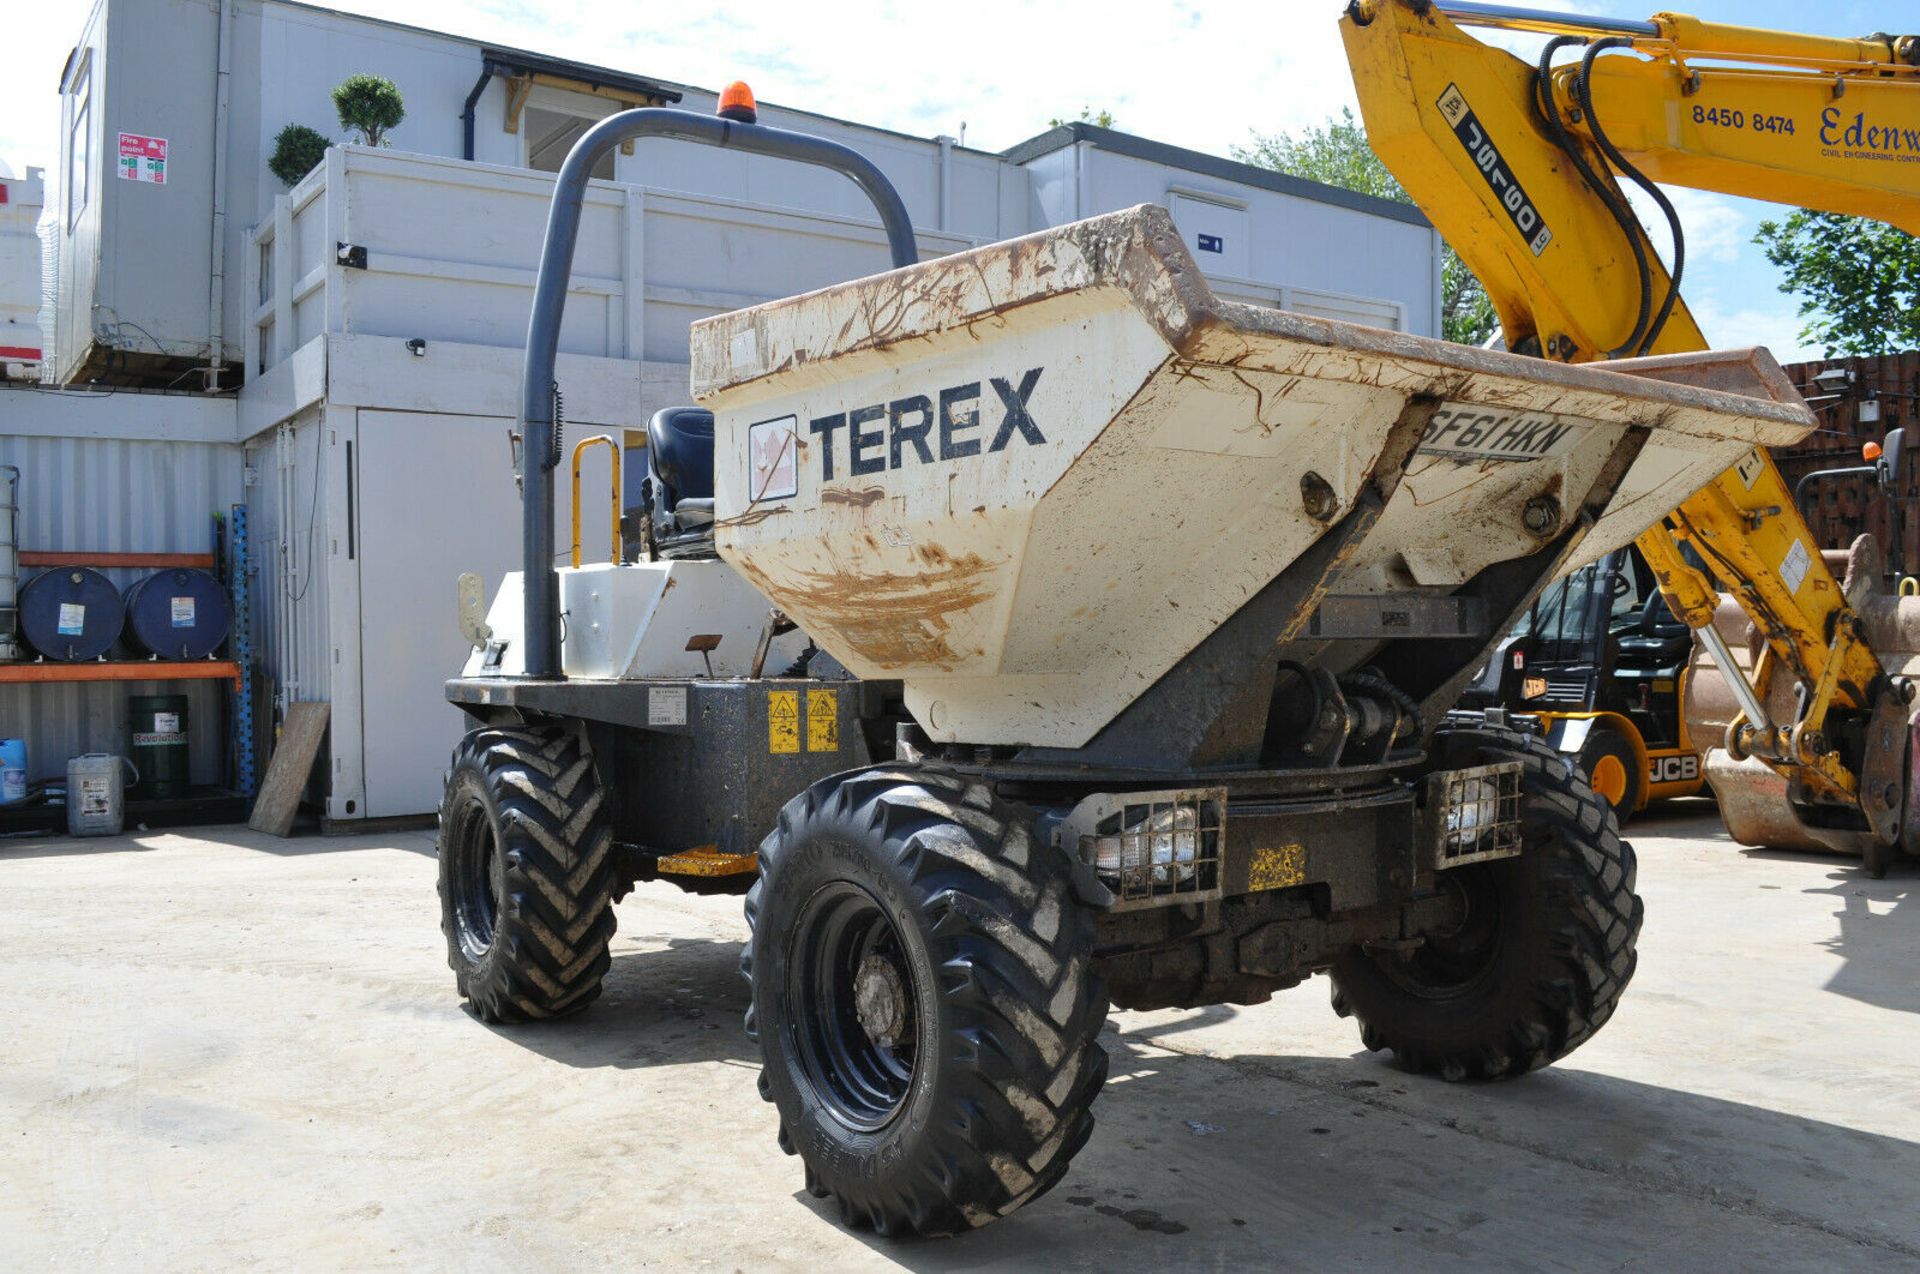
[353,410,539,817]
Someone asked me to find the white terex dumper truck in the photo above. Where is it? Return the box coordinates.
[439,101,1815,1237]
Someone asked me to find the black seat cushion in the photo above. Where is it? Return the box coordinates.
[1616,633,1694,663]
[648,407,714,505]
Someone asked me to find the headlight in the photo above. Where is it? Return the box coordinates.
[1088,805,1200,886]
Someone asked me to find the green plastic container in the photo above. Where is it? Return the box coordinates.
[129,694,189,799]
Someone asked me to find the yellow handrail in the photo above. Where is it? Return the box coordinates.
[569,435,623,568]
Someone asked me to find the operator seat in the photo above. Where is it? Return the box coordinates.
[1615,591,1693,666]
[646,406,717,559]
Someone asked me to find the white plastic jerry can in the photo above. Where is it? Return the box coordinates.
[67,754,139,837]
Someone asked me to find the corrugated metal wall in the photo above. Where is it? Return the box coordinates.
[7,433,239,561]
[0,680,225,784]
[0,431,244,784]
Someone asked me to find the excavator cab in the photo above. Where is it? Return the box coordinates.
[1468,546,1706,820]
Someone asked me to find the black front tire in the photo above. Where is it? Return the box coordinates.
[437,725,619,1023]
[1330,725,1642,1080]
[744,767,1108,1237]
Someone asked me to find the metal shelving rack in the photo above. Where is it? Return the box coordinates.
[2,548,241,688]
[0,512,255,830]
[228,504,256,798]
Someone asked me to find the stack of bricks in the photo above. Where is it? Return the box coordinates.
[1779,352,1920,578]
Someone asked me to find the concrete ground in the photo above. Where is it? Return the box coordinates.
[2,801,1917,1271]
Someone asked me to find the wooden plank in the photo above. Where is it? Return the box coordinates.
[0,660,240,687]
[20,551,215,568]
[249,701,331,837]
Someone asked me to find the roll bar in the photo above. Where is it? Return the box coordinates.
[517,107,919,678]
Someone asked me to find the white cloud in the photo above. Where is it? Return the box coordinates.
[0,5,74,180]
[1685,295,1822,366]
[1621,184,1749,266]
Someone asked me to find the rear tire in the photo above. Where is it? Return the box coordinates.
[1330,725,1641,1080]
[1577,722,1643,824]
[744,767,1108,1237]
[437,725,618,1023]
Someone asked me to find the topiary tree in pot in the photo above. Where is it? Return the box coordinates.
[268,123,329,186]
[333,74,405,147]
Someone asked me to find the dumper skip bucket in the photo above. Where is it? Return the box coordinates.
[692,205,1814,748]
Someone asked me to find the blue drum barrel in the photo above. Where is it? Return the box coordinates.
[19,567,122,661]
[123,569,232,660]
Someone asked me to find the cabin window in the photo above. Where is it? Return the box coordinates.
[66,57,91,231]
[525,107,613,181]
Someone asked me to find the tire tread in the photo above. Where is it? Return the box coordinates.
[1332,724,1642,1080]
[437,726,619,1024]
[744,768,1107,1236]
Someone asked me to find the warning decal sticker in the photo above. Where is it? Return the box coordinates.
[748,415,798,503]
[768,690,800,754]
[1780,539,1813,596]
[806,689,839,752]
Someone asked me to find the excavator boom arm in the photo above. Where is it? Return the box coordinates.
[1344,0,1918,847]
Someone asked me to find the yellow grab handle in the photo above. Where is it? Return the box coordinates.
[1900,576,1919,598]
[569,435,623,568]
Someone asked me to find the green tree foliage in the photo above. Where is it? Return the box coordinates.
[1234,108,1498,346]
[268,123,328,186]
[333,74,405,147]
[1049,106,1118,129]
[1754,210,1920,357]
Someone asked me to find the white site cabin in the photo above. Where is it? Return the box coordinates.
[11,0,1447,820]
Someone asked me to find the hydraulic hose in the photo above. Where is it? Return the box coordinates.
[1339,670,1423,743]
[1532,36,1653,358]
[1575,38,1687,355]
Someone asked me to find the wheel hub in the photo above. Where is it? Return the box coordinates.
[1381,861,1504,999]
[1589,753,1628,806]
[449,789,504,965]
[854,953,909,1048]
[788,881,919,1131]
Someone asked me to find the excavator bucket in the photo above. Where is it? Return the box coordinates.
[691,205,1814,749]
[1687,535,1920,857]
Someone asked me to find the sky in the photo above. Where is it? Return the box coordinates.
[0,0,1900,362]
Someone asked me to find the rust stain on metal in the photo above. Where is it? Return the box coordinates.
[821,485,887,508]
[779,550,1000,670]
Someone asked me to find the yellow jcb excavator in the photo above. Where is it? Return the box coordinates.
[1343,0,1920,873]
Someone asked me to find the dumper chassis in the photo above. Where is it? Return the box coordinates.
[444,683,1638,1231]
[435,100,1808,1236]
